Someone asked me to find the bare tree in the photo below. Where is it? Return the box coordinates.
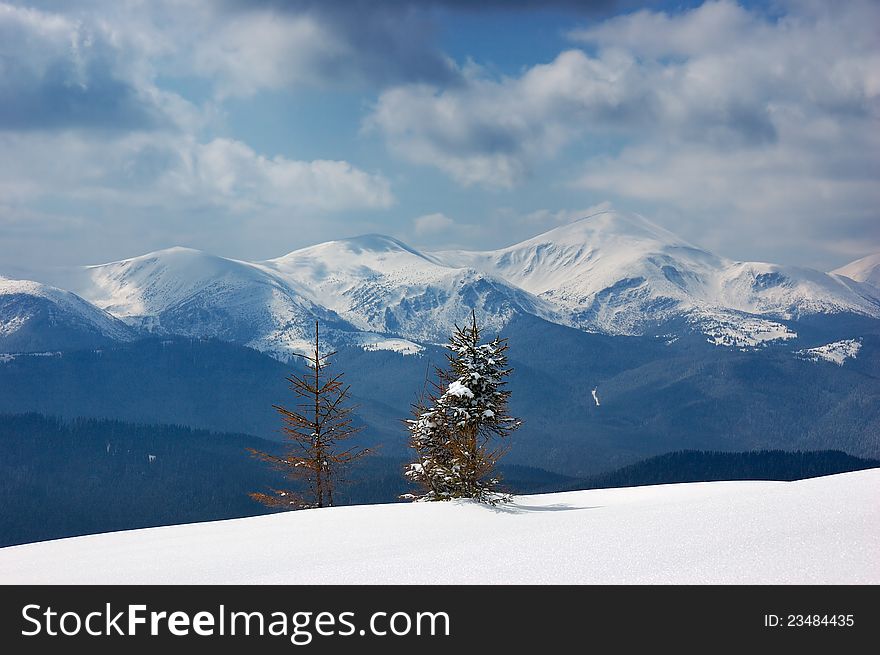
[249,321,369,509]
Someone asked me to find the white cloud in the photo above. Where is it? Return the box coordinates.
[576,135,880,261]
[366,49,644,188]
[568,0,759,58]
[568,0,880,263]
[190,11,347,98]
[0,1,402,274]
[520,202,613,226]
[0,132,393,215]
[413,212,455,235]
[0,1,198,130]
[163,138,394,212]
[367,1,880,261]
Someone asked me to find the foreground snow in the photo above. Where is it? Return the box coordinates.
[1,470,877,584]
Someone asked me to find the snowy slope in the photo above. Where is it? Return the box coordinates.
[434,211,880,340]
[74,239,558,354]
[435,211,721,335]
[1,469,876,584]
[76,247,360,359]
[260,235,558,344]
[0,276,135,352]
[832,253,880,289]
[797,339,862,366]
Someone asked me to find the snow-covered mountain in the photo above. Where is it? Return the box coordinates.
[6,211,879,358]
[832,252,880,289]
[435,211,880,342]
[0,276,135,352]
[75,246,362,359]
[72,239,553,356]
[260,234,558,344]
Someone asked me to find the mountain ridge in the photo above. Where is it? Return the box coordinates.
[0,276,136,352]
[832,252,880,289]
[3,211,878,356]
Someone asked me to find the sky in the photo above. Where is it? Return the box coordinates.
[0,0,878,281]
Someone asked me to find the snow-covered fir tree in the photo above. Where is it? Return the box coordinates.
[405,311,521,504]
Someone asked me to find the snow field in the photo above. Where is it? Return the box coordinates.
[1,469,876,585]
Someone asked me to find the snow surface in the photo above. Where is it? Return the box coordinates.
[446,380,474,398]
[1,469,877,584]
[695,311,797,348]
[832,252,880,289]
[797,339,862,366]
[355,333,425,355]
[0,276,134,342]
[260,234,557,344]
[72,247,358,360]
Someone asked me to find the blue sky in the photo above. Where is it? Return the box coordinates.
[0,0,878,280]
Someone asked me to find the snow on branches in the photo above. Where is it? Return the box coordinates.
[405,310,521,504]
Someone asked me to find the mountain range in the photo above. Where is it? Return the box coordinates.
[3,211,878,357]
[2,210,879,477]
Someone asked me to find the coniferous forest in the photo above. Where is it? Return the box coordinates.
[2,412,876,547]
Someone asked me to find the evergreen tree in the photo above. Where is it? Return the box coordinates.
[405,311,521,503]
[249,321,368,509]
[404,394,458,501]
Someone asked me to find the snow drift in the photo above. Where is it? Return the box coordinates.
[1,469,876,584]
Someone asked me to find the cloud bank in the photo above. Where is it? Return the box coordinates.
[365,0,880,260]
[0,0,877,274]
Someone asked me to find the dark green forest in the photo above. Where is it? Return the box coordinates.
[2,413,876,547]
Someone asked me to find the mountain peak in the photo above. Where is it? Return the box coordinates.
[524,210,693,249]
[270,233,434,267]
[86,246,215,269]
[336,234,421,255]
[79,245,281,320]
[0,275,135,349]
[0,276,59,298]
[431,210,715,308]
[832,252,880,288]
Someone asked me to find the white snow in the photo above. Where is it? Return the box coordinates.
[797,339,862,366]
[72,239,552,357]
[355,333,425,356]
[694,311,797,348]
[0,276,133,342]
[0,314,27,337]
[832,252,880,289]
[1,469,877,584]
[259,235,556,344]
[446,380,474,398]
[72,247,352,360]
